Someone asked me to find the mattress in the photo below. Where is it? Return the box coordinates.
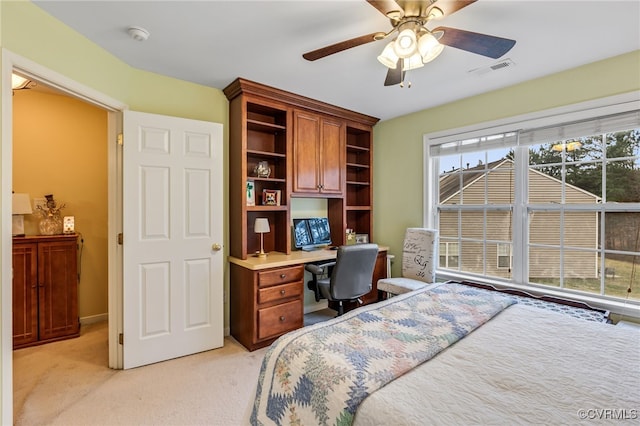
[354,303,640,425]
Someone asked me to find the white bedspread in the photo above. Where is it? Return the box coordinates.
[354,304,640,425]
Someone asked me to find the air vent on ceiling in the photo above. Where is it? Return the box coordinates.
[468,58,516,76]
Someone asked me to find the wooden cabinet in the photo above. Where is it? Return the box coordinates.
[224,78,379,258]
[225,79,381,351]
[328,123,374,244]
[225,81,291,260]
[230,263,304,351]
[292,109,345,196]
[13,234,79,349]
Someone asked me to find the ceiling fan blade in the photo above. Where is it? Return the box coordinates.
[384,59,405,86]
[433,26,516,59]
[425,0,477,18]
[303,32,380,61]
[367,0,403,18]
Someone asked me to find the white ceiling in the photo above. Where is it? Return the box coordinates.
[32,0,640,121]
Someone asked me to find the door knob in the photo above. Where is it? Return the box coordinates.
[211,243,222,251]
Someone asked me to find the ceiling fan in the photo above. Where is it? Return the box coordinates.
[302,0,516,87]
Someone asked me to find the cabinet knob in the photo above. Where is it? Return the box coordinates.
[279,316,286,322]
[280,289,286,295]
[280,274,286,279]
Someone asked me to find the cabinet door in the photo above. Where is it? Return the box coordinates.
[12,242,38,348]
[292,110,321,194]
[319,117,345,195]
[38,239,79,341]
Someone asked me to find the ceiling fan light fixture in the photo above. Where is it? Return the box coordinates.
[11,74,29,90]
[377,42,399,69]
[418,33,445,63]
[393,28,417,58]
[402,52,424,71]
[427,6,444,20]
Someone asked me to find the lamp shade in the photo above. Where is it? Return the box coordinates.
[254,218,270,234]
[418,33,444,64]
[12,193,32,215]
[402,52,425,71]
[377,42,399,69]
[393,28,417,58]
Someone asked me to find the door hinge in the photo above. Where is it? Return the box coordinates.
[117,133,123,146]
[119,333,124,345]
[117,233,123,245]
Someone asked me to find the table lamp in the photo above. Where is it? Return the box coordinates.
[12,193,33,237]
[254,218,270,258]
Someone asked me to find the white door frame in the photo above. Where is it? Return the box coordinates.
[2,49,127,424]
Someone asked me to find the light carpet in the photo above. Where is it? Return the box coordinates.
[14,309,336,426]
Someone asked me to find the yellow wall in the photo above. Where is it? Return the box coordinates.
[13,89,108,319]
[373,50,640,276]
[1,2,228,421]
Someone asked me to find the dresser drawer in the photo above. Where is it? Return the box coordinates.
[258,281,302,305]
[258,265,304,287]
[257,300,303,340]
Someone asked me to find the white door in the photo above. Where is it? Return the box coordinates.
[122,110,223,369]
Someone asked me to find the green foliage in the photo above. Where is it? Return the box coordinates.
[527,129,640,201]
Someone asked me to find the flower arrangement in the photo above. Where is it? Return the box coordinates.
[35,194,65,218]
[36,194,66,235]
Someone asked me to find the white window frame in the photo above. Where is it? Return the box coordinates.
[423,92,640,315]
[439,241,460,269]
[497,243,512,269]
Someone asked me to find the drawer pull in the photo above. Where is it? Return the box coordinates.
[279,316,286,322]
[280,289,286,295]
[280,274,286,279]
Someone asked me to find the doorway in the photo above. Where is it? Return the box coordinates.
[2,50,126,424]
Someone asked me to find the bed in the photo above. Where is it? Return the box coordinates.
[249,282,640,425]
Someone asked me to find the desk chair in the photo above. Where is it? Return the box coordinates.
[305,244,379,316]
[377,228,437,297]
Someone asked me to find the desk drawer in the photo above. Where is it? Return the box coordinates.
[257,300,302,340]
[258,265,304,287]
[258,281,302,305]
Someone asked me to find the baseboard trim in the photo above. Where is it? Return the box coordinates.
[80,313,108,325]
[304,300,328,314]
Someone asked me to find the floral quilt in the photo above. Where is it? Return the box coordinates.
[250,283,516,426]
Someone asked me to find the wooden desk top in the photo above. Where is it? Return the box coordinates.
[229,245,389,271]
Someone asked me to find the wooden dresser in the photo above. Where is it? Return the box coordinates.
[12,234,80,349]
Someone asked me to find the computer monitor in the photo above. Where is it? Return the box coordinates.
[293,218,332,251]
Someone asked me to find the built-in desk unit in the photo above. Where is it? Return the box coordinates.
[224,78,381,351]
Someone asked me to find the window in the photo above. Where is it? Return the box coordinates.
[497,243,512,269]
[426,99,640,308]
[439,242,459,268]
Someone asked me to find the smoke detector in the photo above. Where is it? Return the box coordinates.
[127,26,150,42]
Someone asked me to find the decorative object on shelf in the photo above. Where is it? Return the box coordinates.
[346,228,356,245]
[356,234,370,244]
[254,161,271,178]
[262,189,280,206]
[12,193,33,237]
[246,181,255,206]
[36,194,66,236]
[254,218,270,258]
[63,216,75,234]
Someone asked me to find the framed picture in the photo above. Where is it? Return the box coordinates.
[262,189,280,206]
[355,233,369,244]
[246,181,255,206]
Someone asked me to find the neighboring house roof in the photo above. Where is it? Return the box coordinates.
[439,158,601,203]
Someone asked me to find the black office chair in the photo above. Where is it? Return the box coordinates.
[305,244,379,316]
